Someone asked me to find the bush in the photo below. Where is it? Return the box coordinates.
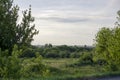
[70,52,81,58]
[44,50,59,58]
[0,45,49,79]
[0,45,22,79]
[21,52,49,77]
[76,52,93,66]
[59,51,70,58]
[20,48,36,58]
[94,58,107,66]
[106,63,119,71]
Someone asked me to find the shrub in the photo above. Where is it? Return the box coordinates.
[70,52,81,58]
[20,48,36,58]
[44,50,59,58]
[0,45,49,79]
[21,52,49,77]
[76,52,93,66]
[0,45,22,79]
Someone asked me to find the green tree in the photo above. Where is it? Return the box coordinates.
[106,11,120,70]
[95,27,112,61]
[0,0,39,54]
[94,10,120,71]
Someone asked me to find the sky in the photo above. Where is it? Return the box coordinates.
[14,0,120,46]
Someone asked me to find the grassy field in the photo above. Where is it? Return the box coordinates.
[18,58,120,80]
[29,58,119,80]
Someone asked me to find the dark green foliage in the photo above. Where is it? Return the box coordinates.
[94,58,107,66]
[70,52,81,58]
[44,44,53,48]
[35,44,93,58]
[20,48,36,58]
[0,0,18,52]
[45,49,60,58]
[59,51,70,58]
[0,0,49,79]
[0,0,39,54]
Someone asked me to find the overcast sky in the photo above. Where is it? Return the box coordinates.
[14,0,120,46]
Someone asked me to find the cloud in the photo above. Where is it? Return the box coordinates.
[36,16,90,23]
[35,12,114,24]
[14,0,119,45]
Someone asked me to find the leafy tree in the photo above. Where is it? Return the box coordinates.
[106,11,120,70]
[44,44,53,48]
[0,0,39,54]
[94,10,120,71]
[95,27,112,61]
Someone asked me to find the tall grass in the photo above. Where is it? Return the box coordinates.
[40,58,120,80]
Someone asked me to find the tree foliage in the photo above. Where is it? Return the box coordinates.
[0,45,22,78]
[0,46,49,79]
[95,10,120,71]
[0,0,39,54]
[0,0,50,79]
[34,44,93,58]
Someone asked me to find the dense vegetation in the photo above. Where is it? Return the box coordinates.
[0,0,39,54]
[0,0,47,79]
[0,0,120,80]
[26,44,93,58]
[94,11,120,71]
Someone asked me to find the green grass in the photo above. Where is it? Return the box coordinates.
[36,58,120,80]
[43,58,78,68]
[2,58,119,80]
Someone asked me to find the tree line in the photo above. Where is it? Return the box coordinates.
[0,0,120,79]
[21,44,93,58]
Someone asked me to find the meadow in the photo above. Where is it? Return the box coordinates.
[25,58,120,80]
[0,1,120,79]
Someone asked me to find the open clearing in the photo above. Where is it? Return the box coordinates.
[42,58,120,80]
